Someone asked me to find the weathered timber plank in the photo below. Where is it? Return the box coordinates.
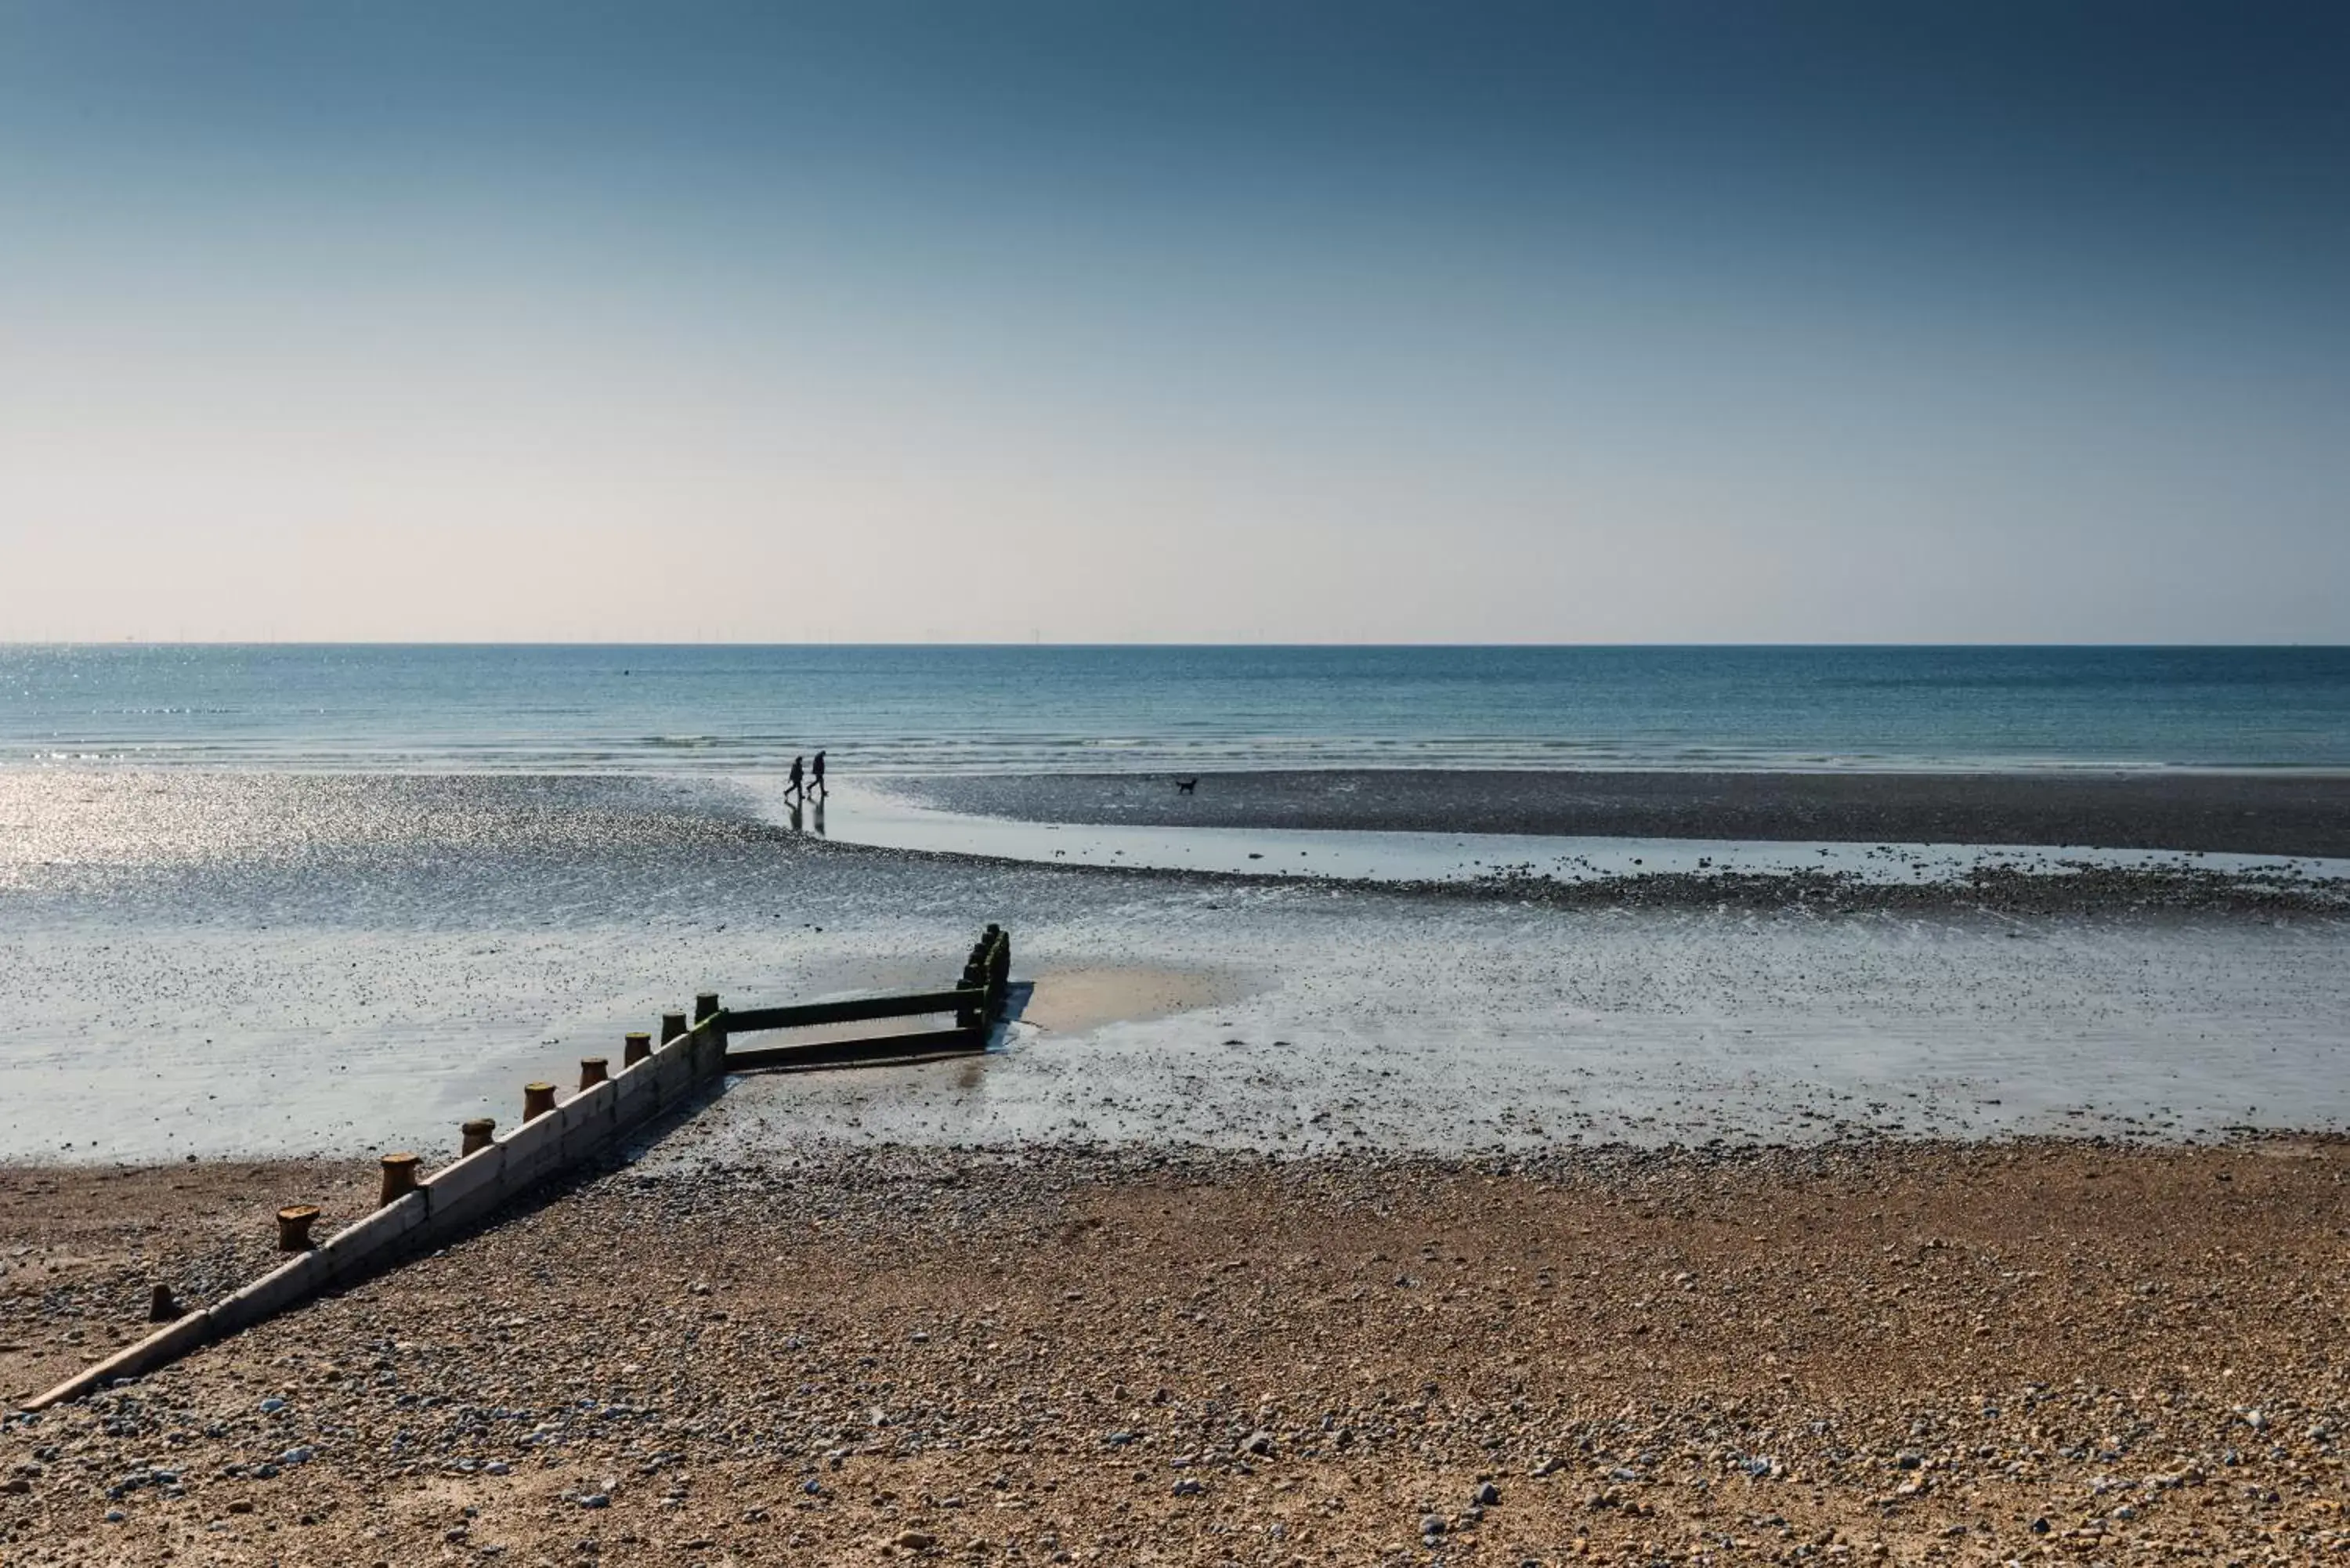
[725,988,982,1034]
[723,1028,985,1072]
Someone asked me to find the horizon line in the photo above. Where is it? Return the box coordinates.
[2,639,2346,653]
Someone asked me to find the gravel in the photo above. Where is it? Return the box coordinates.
[5,1136,2349,1562]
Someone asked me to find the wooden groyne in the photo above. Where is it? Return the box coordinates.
[725,923,1013,1071]
[23,926,1015,1411]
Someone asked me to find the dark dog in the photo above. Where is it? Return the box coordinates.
[1175,777,1198,794]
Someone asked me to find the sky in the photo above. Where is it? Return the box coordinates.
[1,1,2345,644]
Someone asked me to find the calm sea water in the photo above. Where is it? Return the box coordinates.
[0,644,2345,774]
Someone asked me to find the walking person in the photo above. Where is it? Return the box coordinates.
[788,753,805,804]
[812,749,826,798]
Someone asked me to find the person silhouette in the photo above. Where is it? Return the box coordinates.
[788,754,805,803]
[812,750,827,797]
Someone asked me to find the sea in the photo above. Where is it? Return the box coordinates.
[2,643,2347,775]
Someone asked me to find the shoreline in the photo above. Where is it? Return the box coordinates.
[5,1136,2347,1560]
[813,804,2350,916]
[900,768,2350,859]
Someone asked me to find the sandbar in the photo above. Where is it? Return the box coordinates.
[905,768,2350,858]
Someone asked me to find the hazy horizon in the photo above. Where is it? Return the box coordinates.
[5,638,2348,650]
[4,2,2345,645]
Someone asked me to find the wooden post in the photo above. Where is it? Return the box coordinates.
[579,1057,609,1089]
[956,951,983,1029]
[695,993,725,1057]
[460,1118,497,1155]
[148,1284,182,1323]
[986,925,1010,1021]
[276,1205,320,1252]
[661,1011,688,1048]
[623,1031,652,1067]
[523,1082,558,1120]
[378,1152,421,1207]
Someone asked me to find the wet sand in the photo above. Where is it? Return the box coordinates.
[5,1139,2348,1563]
[5,770,2349,1162]
[905,770,2350,859]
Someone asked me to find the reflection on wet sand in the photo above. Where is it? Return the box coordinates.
[1018,966,1244,1033]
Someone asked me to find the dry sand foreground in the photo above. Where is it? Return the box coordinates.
[3,1140,2348,1566]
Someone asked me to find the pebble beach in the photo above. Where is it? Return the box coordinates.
[6,1138,2350,1564]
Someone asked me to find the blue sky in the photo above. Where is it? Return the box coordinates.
[2,1,2345,641]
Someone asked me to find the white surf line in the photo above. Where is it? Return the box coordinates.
[747,778,2350,890]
